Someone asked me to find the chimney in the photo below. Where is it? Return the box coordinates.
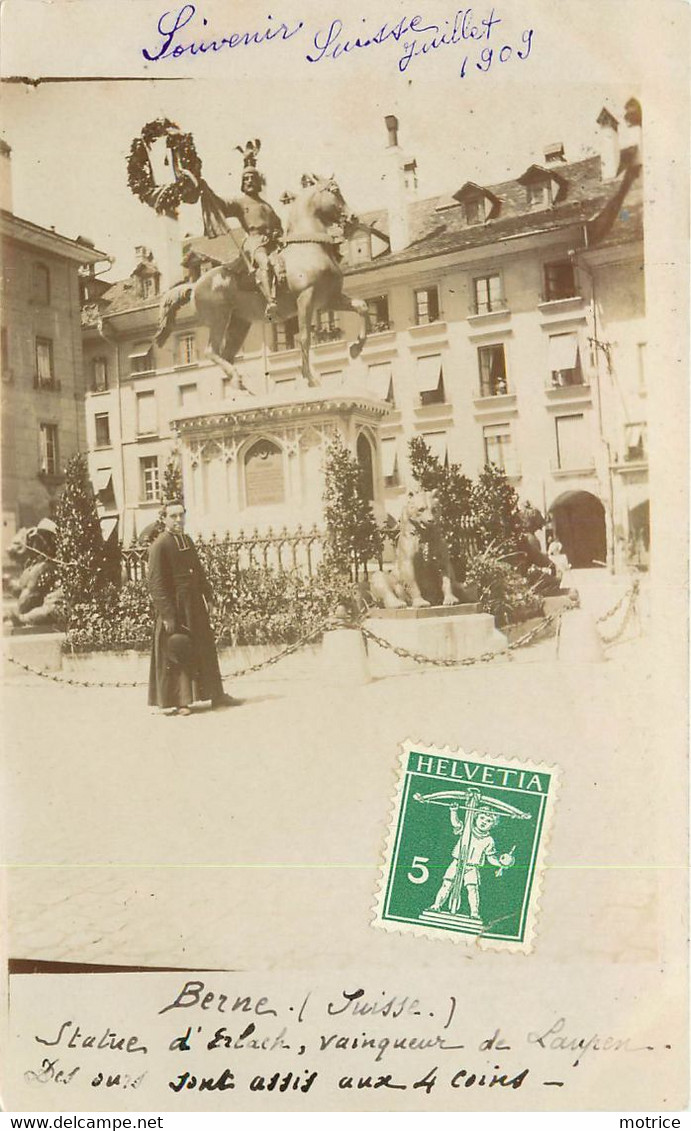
[0,139,12,212]
[385,115,399,148]
[382,116,417,254]
[597,107,620,180]
[544,142,565,164]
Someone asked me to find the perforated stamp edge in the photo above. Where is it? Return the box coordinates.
[371,739,561,953]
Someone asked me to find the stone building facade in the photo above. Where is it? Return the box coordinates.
[1,142,109,540]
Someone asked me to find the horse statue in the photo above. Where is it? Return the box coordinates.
[156,174,369,393]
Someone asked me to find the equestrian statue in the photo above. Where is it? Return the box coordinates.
[132,123,370,392]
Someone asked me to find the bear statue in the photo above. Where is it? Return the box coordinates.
[369,490,476,610]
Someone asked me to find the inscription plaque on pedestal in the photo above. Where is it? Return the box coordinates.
[245,440,285,506]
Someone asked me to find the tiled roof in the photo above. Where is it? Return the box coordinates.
[595,198,644,249]
[1,208,109,263]
[81,276,159,324]
[346,152,642,274]
[86,233,243,322]
[84,149,642,318]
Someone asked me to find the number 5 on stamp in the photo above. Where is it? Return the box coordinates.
[374,742,560,952]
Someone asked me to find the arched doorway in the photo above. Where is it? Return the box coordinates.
[549,490,607,568]
[356,433,375,503]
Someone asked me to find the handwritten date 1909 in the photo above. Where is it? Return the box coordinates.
[460,27,533,76]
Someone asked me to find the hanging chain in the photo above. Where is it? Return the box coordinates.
[5,619,333,689]
[597,580,640,646]
[358,607,564,668]
[5,583,640,689]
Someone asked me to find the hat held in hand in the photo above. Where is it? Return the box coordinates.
[167,631,192,666]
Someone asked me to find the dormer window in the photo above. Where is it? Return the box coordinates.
[464,196,484,225]
[141,274,159,300]
[132,251,161,302]
[527,180,552,208]
[518,165,566,210]
[451,182,500,226]
[346,220,383,266]
[348,231,372,265]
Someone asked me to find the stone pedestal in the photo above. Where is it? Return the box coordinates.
[173,386,391,538]
[5,631,65,672]
[365,604,507,677]
[321,627,371,685]
[556,607,606,663]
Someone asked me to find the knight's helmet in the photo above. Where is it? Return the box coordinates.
[237,139,266,191]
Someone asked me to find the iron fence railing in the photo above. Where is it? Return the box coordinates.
[121,518,480,583]
[122,525,327,582]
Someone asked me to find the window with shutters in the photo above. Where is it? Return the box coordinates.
[312,310,342,343]
[92,356,109,391]
[39,423,59,476]
[416,355,445,406]
[483,424,517,475]
[477,344,508,397]
[177,333,197,366]
[271,316,299,352]
[130,342,154,375]
[380,438,399,487]
[366,295,391,332]
[555,414,592,470]
[422,431,449,467]
[140,455,160,501]
[94,412,111,447]
[136,391,157,436]
[624,422,646,462]
[473,274,504,315]
[543,260,577,302]
[368,362,395,404]
[548,333,584,386]
[32,263,50,305]
[414,286,440,325]
[35,337,55,388]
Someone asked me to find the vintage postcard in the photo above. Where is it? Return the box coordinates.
[0,0,688,1116]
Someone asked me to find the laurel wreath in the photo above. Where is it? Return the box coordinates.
[126,118,203,220]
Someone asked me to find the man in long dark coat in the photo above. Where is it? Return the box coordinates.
[147,502,232,715]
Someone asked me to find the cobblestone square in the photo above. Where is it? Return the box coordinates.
[4,602,661,973]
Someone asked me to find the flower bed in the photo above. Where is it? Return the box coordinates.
[63,565,354,654]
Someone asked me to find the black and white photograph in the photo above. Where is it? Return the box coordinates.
[1,0,688,1116]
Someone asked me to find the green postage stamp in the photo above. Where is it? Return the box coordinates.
[374,742,560,952]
